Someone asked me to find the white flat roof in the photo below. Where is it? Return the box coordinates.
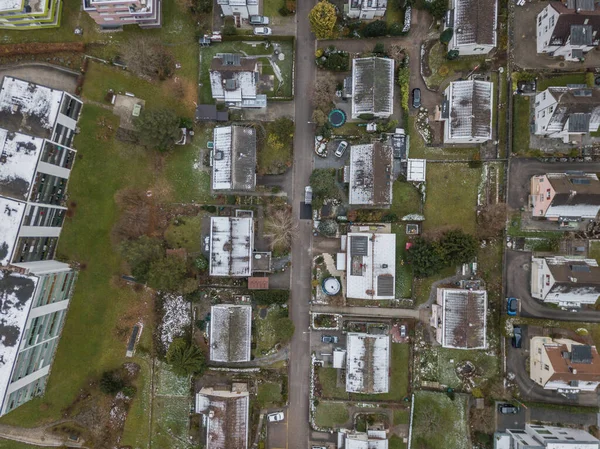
[439,288,487,349]
[0,128,44,201]
[407,159,426,182]
[209,304,252,362]
[0,196,26,266]
[0,0,22,12]
[0,270,38,411]
[346,232,396,300]
[346,333,390,394]
[209,217,254,277]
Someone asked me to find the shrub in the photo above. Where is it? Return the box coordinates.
[373,42,385,55]
[194,255,209,272]
[397,66,410,112]
[166,338,206,377]
[363,20,388,37]
[440,28,453,44]
[223,17,237,36]
[323,52,349,71]
[99,370,126,395]
[318,219,338,237]
[446,49,459,60]
[253,289,290,305]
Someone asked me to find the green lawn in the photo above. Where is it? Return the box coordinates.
[390,181,422,219]
[407,116,477,160]
[389,435,408,449]
[263,0,284,18]
[254,306,292,356]
[164,215,204,252]
[0,105,153,427]
[393,409,410,425]
[590,241,600,264]
[392,224,413,299]
[437,349,499,389]
[385,6,404,27]
[423,163,481,234]
[412,392,469,449]
[257,120,294,175]
[0,441,55,449]
[413,266,456,306]
[536,73,587,91]
[318,367,348,400]
[426,42,484,89]
[314,402,349,429]
[257,382,284,409]
[513,95,531,154]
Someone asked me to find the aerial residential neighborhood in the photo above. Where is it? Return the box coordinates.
[3,0,600,448]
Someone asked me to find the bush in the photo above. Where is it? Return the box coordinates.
[323,52,349,71]
[318,219,338,237]
[397,66,410,112]
[425,0,448,19]
[446,49,459,60]
[201,204,217,213]
[119,236,164,283]
[194,255,209,272]
[310,169,340,207]
[388,22,404,36]
[440,28,453,44]
[363,20,388,37]
[253,289,290,305]
[99,370,125,395]
[223,17,237,36]
[373,42,385,55]
[358,113,375,120]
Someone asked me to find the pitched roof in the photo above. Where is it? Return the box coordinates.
[439,288,487,349]
[195,388,249,449]
[345,333,390,394]
[351,57,394,117]
[447,80,493,140]
[348,142,393,206]
[453,0,498,47]
[546,88,600,134]
[546,173,600,208]
[247,277,269,290]
[548,1,600,46]
[546,258,600,297]
[210,304,252,362]
[545,343,600,383]
[212,126,256,191]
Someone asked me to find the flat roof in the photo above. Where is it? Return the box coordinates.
[346,333,390,394]
[0,77,62,138]
[212,126,256,191]
[0,0,22,12]
[0,196,26,266]
[210,304,252,363]
[407,159,426,182]
[209,217,254,277]
[0,128,44,201]
[0,270,38,410]
[439,288,487,349]
[349,143,393,206]
[346,232,396,300]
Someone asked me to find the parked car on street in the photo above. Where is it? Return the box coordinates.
[253,26,272,35]
[249,15,269,25]
[267,411,285,422]
[305,186,313,205]
[512,326,522,348]
[335,140,348,157]
[412,88,421,108]
[322,335,339,344]
[498,403,519,414]
[507,297,518,316]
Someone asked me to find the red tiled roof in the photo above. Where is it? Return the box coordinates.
[248,277,269,290]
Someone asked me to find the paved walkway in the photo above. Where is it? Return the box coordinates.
[0,421,85,448]
[311,304,420,319]
[208,347,289,368]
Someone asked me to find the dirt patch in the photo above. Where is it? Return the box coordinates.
[0,42,84,57]
[421,40,435,78]
[166,77,197,114]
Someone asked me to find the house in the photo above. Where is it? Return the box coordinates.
[217,0,258,20]
[530,173,600,220]
[209,304,252,363]
[338,430,389,449]
[0,0,60,28]
[531,256,600,306]
[351,57,394,119]
[83,0,161,29]
[0,262,78,416]
[440,80,493,144]
[344,231,396,300]
[530,337,600,393]
[209,215,254,277]
[195,104,229,122]
[347,0,387,19]
[495,424,600,449]
[195,384,250,449]
[534,88,600,143]
[431,288,487,349]
[345,333,390,394]
[209,54,266,108]
[348,142,393,207]
[536,0,600,62]
[212,126,257,192]
[445,0,498,55]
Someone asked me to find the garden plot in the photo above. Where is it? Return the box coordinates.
[412,391,469,449]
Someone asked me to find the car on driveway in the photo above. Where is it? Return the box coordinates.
[498,403,519,414]
[335,140,348,158]
[400,325,407,338]
[249,15,269,25]
[507,297,518,316]
[512,326,522,348]
[253,26,272,35]
[412,88,421,108]
[267,411,284,422]
[322,335,339,344]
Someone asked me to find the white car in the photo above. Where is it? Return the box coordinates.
[254,26,272,36]
[335,140,349,158]
[267,411,284,422]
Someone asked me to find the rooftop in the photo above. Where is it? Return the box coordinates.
[349,0,387,10]
[453,0,498,47]
[543,340,600,385]
[545,88,600,134]
[407,159,426,182]
[345,232,396,300]
[438,288,487,349]
[210,304,252,363]
[546,173,600,208]
[209,217,254,277]
[0,0,22,12]
[210,55,258,103]
[348,142,393,206]
[0,270,38,409]
[0,128,44,201]
[212,126,257,192]
[0,197,26,266]
[0,77,62,139]
[446,80,493,140]
[351,57,394,117]
[346,332,390,394]
[548,1,600,47]
[248,277,269,290]
[545,257,600,297]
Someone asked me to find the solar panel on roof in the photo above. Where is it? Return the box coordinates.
[570,264,591,272]
[351,236,368,256]
[571,345,593,364]
[571,178,591,185]
[377,275,394,296]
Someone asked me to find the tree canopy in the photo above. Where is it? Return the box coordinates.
[119,236,164,283]
[135,109,181,152]
[309,1,337,39]
[166,338,206,377]
[147,255,189,292]
[310,169,340,208]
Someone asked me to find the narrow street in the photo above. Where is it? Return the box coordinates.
[287,0,317,447]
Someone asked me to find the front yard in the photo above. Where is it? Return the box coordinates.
[254,306,294,356]
[512,95,531,155]
[424,42,485,90]
[314,402,349,429]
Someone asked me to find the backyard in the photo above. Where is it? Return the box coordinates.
[314,401,349,429]
[536,72,588,91]
[412,391,469,449]
[512,95,531,155]
[392,224,414,299]
[425,42,485,90]
[407,116,478,160]
[390,181,422,219]
[254,306,294,356]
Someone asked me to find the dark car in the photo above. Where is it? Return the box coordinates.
[507,297,518,316]
[249,15,269,25]
[412,88,421,108]
[322,335,339,344]
[498,403,519,414]
[512,326,522,348]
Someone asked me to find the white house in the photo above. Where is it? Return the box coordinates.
[347,0,387,19]
[531,256,600,306]
[441,80,493,144]
[530,337,600,393]
[348,142,393,207]
[209,216,254,277]
[345,333,390,394]
[338,430,389,449]
[209,54,266,108]
[534,88,600,143]
[446,0,498,56]
[217,0,258,20]
[536,0,600,62]
[496,424,600,449]
[351,57,394,119]
[212,126,257,192]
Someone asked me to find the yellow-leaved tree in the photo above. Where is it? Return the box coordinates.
[309,0,337,39]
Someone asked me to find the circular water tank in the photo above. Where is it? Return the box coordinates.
[322,277,341,296]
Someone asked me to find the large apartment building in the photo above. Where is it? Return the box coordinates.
[0,0,61,29]
[496,424,600,448]
[83,0,161,29]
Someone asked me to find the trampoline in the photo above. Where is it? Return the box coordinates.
[328,109,346,128]
[322,277,341,296]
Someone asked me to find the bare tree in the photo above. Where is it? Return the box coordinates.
[310,72,337,113]
[264,205,298,253]
[122,36,175,80]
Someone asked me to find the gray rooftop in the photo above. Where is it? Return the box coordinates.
[0,128,44,201]
[351,58,394,118]
[209,216,254,277]
[571,24,594,45]
[212,126,257,192]
[439,288,487,349]
[348,142,393,206]
[209,304,252,363]
[453,0,498,47]
[447,80,493,140]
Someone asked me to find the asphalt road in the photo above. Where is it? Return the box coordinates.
[505,249,600,322]
[287,2,316,448]
[507,158,600,210]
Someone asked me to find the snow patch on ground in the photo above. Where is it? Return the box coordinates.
[159,294,190,352]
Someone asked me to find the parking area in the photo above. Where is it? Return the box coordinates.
[267,408,288,449]
[310,329,347,363]
[495,401,526,432]
[314,139,350,169]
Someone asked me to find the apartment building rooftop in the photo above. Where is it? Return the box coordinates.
[0,197,25,266]
[0,128,44,201]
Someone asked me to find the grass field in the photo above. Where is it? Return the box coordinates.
[318,367,348,400]
[536,72,587,91]
[423,163,482,234]
[392,224,413,299]
[257,382,284,409]
[254,306,292,356]
[314,402,349,429]
[390,181,422,219]
[164,215,204,252]
[412,391,469,449]
[407,117,477,161]
[389,435,408,449]
[393,409,410,425]
[512,96,531,154]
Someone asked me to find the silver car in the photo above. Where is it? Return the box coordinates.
[335,140,348,158]
[253,26,272,36]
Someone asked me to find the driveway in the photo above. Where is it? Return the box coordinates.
[506,249,600,322]
[495,401,526,432]
[314,140,350,169]
[242,101,295,121]
[507,158,600,210]
[267,408,289,449]
[0,63,78,93]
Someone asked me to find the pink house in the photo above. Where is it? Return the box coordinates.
[530,173,600,220]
